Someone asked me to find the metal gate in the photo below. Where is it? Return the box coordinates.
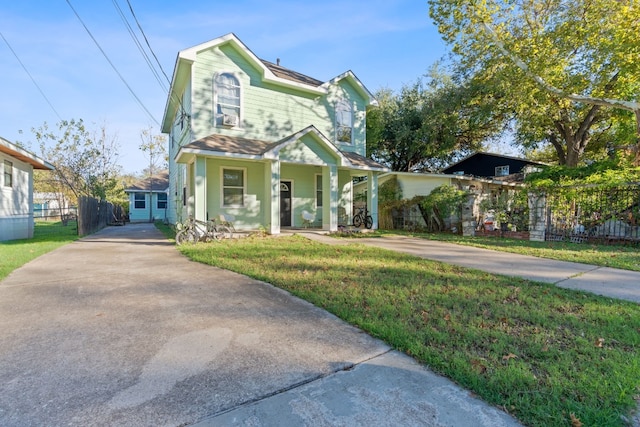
[545,184,640,245]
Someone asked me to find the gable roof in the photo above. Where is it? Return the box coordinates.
[0,136,54,170]
[177,127,388,172]
[441,151,546,176]
[162,33,377,133]
[261,59,324,87]
[125,170,169,193]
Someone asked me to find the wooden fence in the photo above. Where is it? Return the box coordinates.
[77,196,126,236]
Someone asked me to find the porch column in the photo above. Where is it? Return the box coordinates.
[266,160,280,234]
[367,171,379,230]
[322,165,338,232]
[194,157,207,221]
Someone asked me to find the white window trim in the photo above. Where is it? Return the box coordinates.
[221,167,246,208]
[3,160,13,188]
[134,193,146,210]
[335,99,353,144]
[495,165,510,176]
[213,72,242,129]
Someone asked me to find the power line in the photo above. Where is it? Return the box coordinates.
[123,0,189,129]
[125,0,172,86]
[111,0,167,93]
[0,31,62,121]
[65,0,160,126]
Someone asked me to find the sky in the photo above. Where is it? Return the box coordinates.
[0,0,450,175]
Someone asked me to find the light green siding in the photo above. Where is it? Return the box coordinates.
[279,133,339,166]
[190,44,369,157]
[164,35,381,233]
[204,158,266,230]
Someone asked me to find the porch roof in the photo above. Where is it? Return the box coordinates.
[177,128,389,172]
[124,170,170,193]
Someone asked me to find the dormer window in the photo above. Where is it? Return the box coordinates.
[214,73,241,127]
[335,99,352,143]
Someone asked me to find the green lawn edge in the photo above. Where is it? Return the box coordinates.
[171,232,640,427]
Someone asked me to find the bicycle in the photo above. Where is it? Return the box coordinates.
[352,207,373,229]
[175,216,232,245]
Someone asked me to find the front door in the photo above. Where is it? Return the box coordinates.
[280,181,292,227]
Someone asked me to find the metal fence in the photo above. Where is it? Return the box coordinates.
[545,184,640,245]
[34,206,78,222]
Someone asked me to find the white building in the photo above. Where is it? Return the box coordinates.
[0,136,54,241]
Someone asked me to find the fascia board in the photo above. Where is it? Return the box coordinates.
[180,33,326,96]
[323,70,377,106]
[176,146,263,163]
[161,56,193,133]
[0,137,54,170]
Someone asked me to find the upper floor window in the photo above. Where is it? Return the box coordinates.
[214,73,241,127]
[335,99,352,143]
[495,165,510,177]
[3,160,12,187]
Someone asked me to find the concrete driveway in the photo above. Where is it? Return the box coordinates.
[0,224,521,426]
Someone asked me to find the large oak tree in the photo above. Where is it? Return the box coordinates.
[428,0,640,166]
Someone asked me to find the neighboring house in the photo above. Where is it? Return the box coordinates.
[355,171,522,230]
[33,192,73,219]
[0,136,54,241]
[161,33,388,233]
[124,171,169,223]
[441,152,545,180]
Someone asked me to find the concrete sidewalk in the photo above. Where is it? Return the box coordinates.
[297,233,640,304]
[0,223,523,427]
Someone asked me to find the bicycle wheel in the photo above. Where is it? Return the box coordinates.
[216,225,233,240]
[364,215,373,229]
[176,228,198,245]
[353,214,363,228]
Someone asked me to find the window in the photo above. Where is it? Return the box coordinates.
[214,73,241,127]
[222,168,245,207]
[495,165,510,177]
[315,174,323,207]
[134,193,146,209]
[335,99,352,143]
[3,160,12,187]
[157,193,167,209]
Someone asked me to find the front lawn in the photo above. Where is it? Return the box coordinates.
[0,220,79,281]
[176,234,640,427]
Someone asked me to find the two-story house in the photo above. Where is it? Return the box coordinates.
[161,33,388,234]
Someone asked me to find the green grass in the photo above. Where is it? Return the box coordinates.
[365,230,640,272]
[176,234,640,427]
[0,220,79,281]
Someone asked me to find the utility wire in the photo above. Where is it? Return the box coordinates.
[112,0,167,93]
[0,30,62,121]
[125,0,172,85]
[65,0,160,126]
[124,0,189,128]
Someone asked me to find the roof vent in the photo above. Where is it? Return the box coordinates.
[276,58,280,66]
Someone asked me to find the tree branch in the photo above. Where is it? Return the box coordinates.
[480,22,640,113]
